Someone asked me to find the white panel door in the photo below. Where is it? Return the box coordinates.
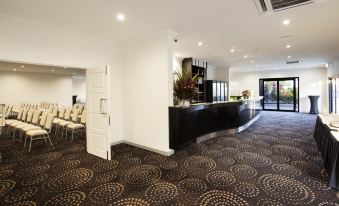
[86,66,111,160]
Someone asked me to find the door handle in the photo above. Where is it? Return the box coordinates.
[100,98,107,114]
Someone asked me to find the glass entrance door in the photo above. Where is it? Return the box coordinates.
[260,78,299,112]
[263,80,278,110]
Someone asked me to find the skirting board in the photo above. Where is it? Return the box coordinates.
[111,140,174,156]
[197,114,261,143]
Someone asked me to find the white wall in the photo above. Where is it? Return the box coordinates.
[0,13,123,144]
[207,66,230,82]
[230,67,328,113]
[0,71,72,107]
[327,60,339,77]
[122,31,174,155]
[72,76,86,102]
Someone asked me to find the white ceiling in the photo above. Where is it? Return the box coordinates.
[0,0,338,70]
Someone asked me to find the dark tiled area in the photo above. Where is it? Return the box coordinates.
[0,112,339,205]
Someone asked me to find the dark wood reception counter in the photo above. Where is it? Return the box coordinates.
[169,98,262,149]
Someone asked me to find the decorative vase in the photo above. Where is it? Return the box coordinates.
[179,100,190,107]
[183,100,190,107]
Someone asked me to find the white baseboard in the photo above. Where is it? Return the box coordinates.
[110,140,174,156]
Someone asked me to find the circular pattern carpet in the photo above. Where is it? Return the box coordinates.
[0,111,338,205]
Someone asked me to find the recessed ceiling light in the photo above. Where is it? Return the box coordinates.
[117,13,125,21]
[244,55,248,59]
[288,56,292,59]
[20,65,24,68]
[13,68,17,71]
[230,49,235,53]
[283,19,290,25]
[250,60,254,63]
[286,45,291,48]
[325,63,329,68]
[51,69,55,72]
[198,42,203,46]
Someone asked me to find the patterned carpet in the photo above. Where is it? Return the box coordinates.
[0,111,339,205]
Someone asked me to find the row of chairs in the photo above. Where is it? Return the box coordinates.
[13,103,38,114]
[72,104,85,114]
[39,101,58,110]
[5,109,54,152]
[53,106,86,141]
[0,105,13,118]
[4,105,86,152]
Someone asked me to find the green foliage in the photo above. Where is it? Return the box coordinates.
[173,70,198,101]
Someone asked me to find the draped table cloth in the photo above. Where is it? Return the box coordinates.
[314,116,339,190]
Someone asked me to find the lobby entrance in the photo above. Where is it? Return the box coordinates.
[259,77,299,112]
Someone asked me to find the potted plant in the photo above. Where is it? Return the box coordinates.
[173,70,198,107]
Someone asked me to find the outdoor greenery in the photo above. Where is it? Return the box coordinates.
[264,81,294,103]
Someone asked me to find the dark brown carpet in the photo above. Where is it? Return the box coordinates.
[0,111,338,205]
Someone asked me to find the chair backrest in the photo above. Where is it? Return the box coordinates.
[71,109,80,122]
[31,110,43,125]
[44,114,55,131]
[72,104,78,110]
[6,106,12,115]
[58,107,66,118]
[52,107,58,117]
[63,107,72,120]
[39,112,48,127]
[26,110,35,123]
[78,105,84,113]
[47,107,53,113]
[21,109,29,121]
[17,109,24,120]
[80,109,86,124]
[3,105,8,114]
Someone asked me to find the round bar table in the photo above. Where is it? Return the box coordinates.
[308,95,320,114]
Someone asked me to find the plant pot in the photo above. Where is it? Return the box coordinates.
[179,100,190,107]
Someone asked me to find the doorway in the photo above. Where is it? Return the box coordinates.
[259,77,299,112]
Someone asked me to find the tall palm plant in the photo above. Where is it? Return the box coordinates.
[173,70,198,104]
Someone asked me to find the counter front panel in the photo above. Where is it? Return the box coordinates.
[169,99,261,149]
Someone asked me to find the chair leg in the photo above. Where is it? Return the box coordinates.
[29,136,33,152]
[43,136,48,145]
[24,135,27,148]
[47,134,53,148]
[71,129,74,142]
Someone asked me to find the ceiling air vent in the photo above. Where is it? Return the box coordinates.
[254,0,320,14]
[286,60,303,64]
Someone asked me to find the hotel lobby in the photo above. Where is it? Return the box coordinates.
[0,0,339,205]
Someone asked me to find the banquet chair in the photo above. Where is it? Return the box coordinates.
[25,113,54,152]
[12,109,35,140]
[65,109,86,141]
[58,109,80,138]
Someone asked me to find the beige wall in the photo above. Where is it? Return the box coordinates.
[72,76,86,102]
[0,70,72,107]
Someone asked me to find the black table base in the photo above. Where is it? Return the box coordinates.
[309,95,320,114]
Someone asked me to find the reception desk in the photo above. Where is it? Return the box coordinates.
[169,97,262,149]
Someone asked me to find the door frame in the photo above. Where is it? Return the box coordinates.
[259,77,299,112]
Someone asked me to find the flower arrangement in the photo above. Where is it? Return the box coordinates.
[173,70,198,106]
[242,90,252,99]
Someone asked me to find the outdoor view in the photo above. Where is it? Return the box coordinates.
[264,79,297,111]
